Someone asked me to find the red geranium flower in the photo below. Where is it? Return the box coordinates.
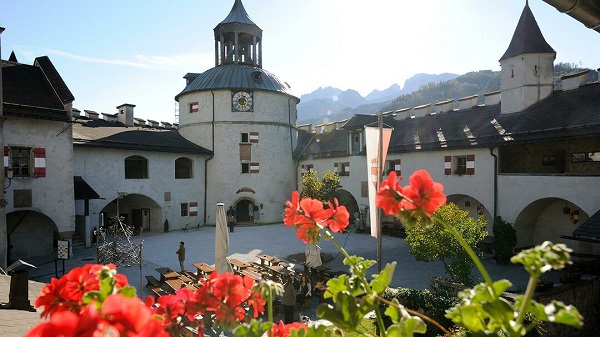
[376,171,405,216]
[271,320,309,337]
[25,310,79,337]
[401,169,446,216]
[322,198,350,233]
[283,191,301,227]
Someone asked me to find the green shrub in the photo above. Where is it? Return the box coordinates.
[379,287,459,337]
[493,216,517,264]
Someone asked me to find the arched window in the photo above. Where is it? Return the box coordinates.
[175,157,193,179]
[124,155,148,179]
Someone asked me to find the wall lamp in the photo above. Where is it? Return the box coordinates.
[3,168,13,193]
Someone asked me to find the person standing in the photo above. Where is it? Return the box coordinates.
[227,206,236,232]
[305,243,322,279]
[281,275,297,324]
[176,241,186,272]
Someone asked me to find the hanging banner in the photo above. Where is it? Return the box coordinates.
[365,125,392,238]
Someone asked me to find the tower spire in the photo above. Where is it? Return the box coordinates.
[499,1,554,61]
[214,0,263,67]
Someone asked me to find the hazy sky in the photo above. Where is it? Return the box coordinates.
[1,0,598,123]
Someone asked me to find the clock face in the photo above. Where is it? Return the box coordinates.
[232,91,253,112]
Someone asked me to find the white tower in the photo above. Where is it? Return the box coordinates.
[499,1,556,114]
[175,0,300,225]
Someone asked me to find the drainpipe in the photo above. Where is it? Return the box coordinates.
[0,26,6,269]
[203,91,215,224]
[489,147,498,220]
[289,98,298,188]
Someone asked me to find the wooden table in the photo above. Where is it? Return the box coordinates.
[155,267,180,283]
[240,269,262,282]
[165,278,197,293]
[229,258,250,271]
[193,262,215,277]
[256,254,278,266]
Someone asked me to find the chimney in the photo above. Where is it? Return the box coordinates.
[458,95,478,110]
[134,117,146,127]
[72,108,81,118]
[413,103,431,118]
[102,112,118,123]
[561,70,590,91]
[84,110,99,120]
[173,123,179,129]
[392,107,410,120]
[147,119,160,128]
[161,121,172,129]
[116,103,135,126]
[434,99,454,114]
[484,91,501,106]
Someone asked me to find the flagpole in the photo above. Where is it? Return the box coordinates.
[377,112,383,273]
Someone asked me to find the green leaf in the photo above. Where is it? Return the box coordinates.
[233,319,272,337]
[316,292,365,331]
[384,300,427,337]
[370,262,396,293]
[117,286,137,298]
[544,301,584,328]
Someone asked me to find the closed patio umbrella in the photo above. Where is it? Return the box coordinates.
[215,203,233,273]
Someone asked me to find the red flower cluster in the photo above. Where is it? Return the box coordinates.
[376,170,446,223]
[284,191,350,243]
[271,320,309,337]
[28,264,268,337]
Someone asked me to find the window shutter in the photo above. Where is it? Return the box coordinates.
[394,159,401,175]
[250,162,260,173]
[249,132,259,143]
[344,162,350,176]
[444,156,451,175]
[34,147,46,177]
[466,154,475,175]
[3,146,9,176]
[189,202,198,216]
[191,102,199,113]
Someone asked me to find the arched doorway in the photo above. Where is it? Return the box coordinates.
[7,210,58,263]
[235,199,256,223]
[514,198,591,254]
[100,193,162,233]
[446,194,492,233]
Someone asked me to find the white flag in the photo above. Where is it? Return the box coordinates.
[365,125,392,238]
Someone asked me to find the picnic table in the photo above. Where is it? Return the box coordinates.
[155,267,180,284]
[165,278,197,294]
[229,258,250,271]
[240,269,262,282]
[256,254,279,266]
[193,262,215,277]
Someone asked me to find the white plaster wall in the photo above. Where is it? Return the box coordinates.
[497,175,600,223]
[178,89,298,224]
[500,54,554,114]
[74,147,208,232]
[4,118,75,234]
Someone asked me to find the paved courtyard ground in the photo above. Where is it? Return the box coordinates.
[8,223,563,336]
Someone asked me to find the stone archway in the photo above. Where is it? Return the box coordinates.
[513,198,591,254]
[100,193,162,233]
[235,198,257,223]
[7,210,58,263]
[446,194,492,233]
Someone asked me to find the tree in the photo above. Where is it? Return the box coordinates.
[404,203,488,285]
[492,216,517,264]
[299,170,341,204]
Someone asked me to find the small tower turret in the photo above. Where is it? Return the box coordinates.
[214,0,263,67]
[499,1,556,114]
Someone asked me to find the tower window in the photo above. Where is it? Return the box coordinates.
[241,163,250,173]
[241,133,249,143]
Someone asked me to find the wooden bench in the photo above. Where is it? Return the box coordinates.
[183,270,199,283]
[145,275,161,288]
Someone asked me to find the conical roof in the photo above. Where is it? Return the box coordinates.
[219,0,258,26]
[499,2,555,61]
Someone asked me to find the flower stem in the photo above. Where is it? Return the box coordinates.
[323,230,388,337]
[378,297,450,335]
[437,216,493,287]
[516,274,539,327]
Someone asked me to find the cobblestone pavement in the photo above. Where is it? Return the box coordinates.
[5,223,560,336]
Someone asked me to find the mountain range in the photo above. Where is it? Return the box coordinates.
[297,73,458,124]
[296,63,597,126]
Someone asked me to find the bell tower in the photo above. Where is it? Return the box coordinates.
[499,1,555,114]
[214,0,263,67]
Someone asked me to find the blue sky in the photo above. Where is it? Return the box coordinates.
[1,0,597,123]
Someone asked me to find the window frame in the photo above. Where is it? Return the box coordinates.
[11,146,32,177]
[175,157,193,179]
[181,203,189,216]
[124,155,149,179]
